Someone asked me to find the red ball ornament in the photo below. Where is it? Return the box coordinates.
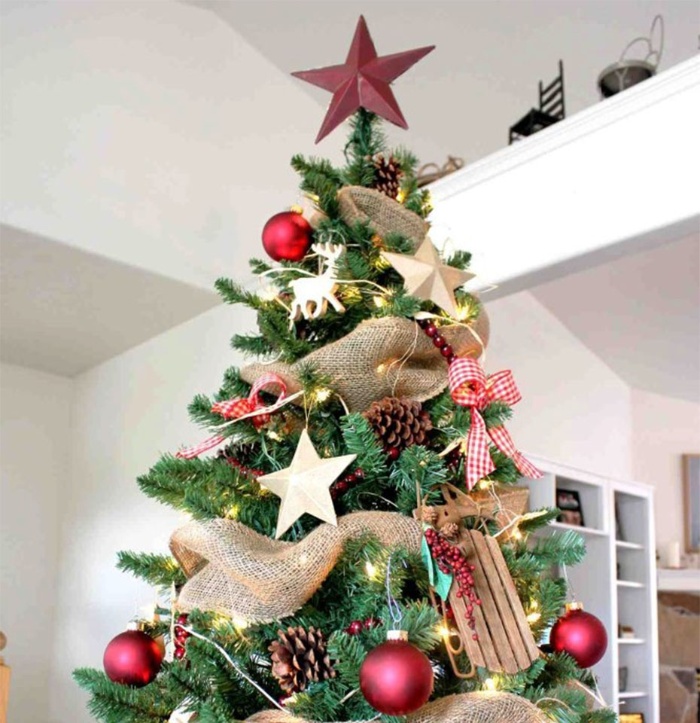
[550,603,608,668]
[359,631,434,715]
[103,628,163,687]
[262,210,313,262]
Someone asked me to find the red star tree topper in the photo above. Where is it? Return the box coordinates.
[292,16,435,143]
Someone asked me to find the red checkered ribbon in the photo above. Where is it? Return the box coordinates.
[210,373,287,420]
[176,374,287,459]
[448,357,541,489]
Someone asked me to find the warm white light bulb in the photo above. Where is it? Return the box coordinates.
[365,561,377,578]
[314,388,331,403]
[437,625,450,639]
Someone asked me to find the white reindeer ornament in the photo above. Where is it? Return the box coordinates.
[289,243,346,323]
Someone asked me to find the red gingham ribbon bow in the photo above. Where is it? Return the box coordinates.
[211,373,287,421]
[448,358,541,489]
[176,374,287,459]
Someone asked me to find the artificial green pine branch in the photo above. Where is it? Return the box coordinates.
[444,249,473,270]
[391,446,446,514]
[73,668,177,723]
[290,155,343,217]
[214,278,265,310]
[342,109,386,187]
[116,551,186,588]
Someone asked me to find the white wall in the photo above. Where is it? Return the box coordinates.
[486,291,633,480]
[0,364,73,723]
[631,389,700,551]
[48,303,254,723]
[0,0,322,290]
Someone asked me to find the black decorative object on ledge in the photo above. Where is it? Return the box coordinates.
[597,15,663,98]
[509,60,565,144]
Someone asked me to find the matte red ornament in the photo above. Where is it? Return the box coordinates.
[103,629,163,687]
[292,16,435,143]
[359,632,433,715]
[550,603,608,668]
[262,211,313,262]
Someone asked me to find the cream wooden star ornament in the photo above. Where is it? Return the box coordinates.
[168,707,197,723]
[259,429,356,539]
[382,238,474,318]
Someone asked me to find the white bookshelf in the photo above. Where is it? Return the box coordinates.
[520,457,659,722]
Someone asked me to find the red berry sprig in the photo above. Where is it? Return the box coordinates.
[417,319,456,364]
[423,528,481,639]
[174,614,190,660]
[345,617,382,635]
[330,468,364,500]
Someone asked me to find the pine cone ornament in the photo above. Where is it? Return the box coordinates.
[269,627,335,694]
[372,154,402,199]
[363,397,433,453]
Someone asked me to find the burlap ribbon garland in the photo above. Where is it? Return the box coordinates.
[337,186,429,246]
[170,512,422,623]
[241,315,489,413]
[246,692,547,723]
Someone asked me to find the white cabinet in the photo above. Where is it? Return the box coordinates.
[521,456,660,722]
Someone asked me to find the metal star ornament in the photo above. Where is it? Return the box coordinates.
[382,238,474,318]
[259,430,356,539]
[292,16,435,143]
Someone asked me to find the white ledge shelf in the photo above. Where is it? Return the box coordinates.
[429,57,700,298]
[619,691,648,700]
[657,567,700,592]
[618,638,646,645]
[549,521,607,537]
[617,580,645,589]
[616,540,644,551]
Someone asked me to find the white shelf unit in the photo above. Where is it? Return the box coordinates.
[520,457,659,722]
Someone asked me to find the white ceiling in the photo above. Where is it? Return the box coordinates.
[0,225,218,377]
[531,233,700,403]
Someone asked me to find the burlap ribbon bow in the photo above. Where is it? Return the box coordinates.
[448,358,541,489]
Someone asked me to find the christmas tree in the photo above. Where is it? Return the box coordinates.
[75,17,614,723]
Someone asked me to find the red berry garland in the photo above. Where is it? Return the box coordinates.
[417,319,456,364]
[330,468,364,500]
[174,614,190,661]
[423,528,481,639]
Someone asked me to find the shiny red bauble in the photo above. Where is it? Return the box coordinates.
[262,211,313,262]
[359,636,434,715]
[103,629,163,687]
[550,605,608,668]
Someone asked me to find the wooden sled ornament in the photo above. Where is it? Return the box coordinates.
[450,528,540,674]
[433,482,529,536]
